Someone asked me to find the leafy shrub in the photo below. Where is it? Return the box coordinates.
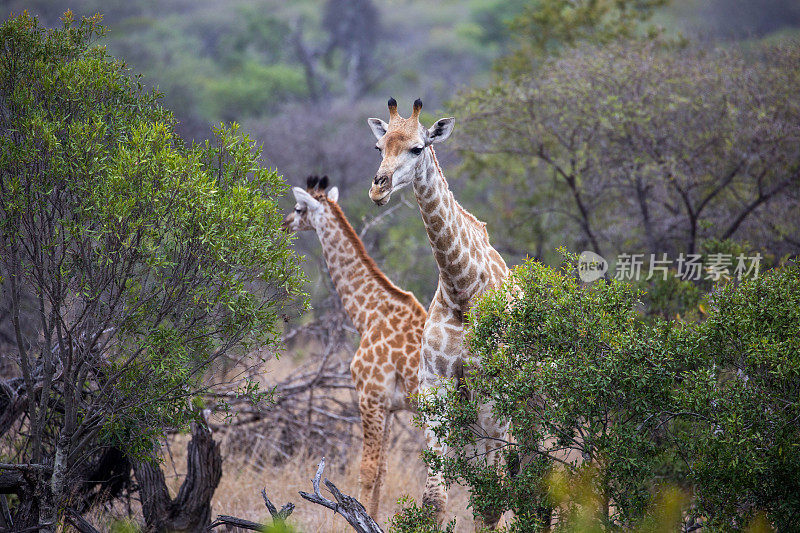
[389,496,455,533]
[409,253,800,530]
[0,12,304,529]
[414,253,681,530]
[675,262,800,529]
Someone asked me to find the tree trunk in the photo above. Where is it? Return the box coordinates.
[635,175,657,254]
[38,437,68,532]
[133,422,222,533]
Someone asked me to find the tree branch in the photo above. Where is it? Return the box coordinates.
[299,457,384,533]
[722,170,800,240]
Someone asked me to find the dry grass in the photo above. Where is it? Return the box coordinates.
[88,338,476,532]
[157,349,474,532]
[156,411,473,532]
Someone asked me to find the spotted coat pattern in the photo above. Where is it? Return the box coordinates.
[283,179,426,518]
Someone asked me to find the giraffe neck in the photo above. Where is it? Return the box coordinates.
[314,202,402,334]
[413,147,494,310]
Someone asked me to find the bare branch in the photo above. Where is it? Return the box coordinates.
[0,463,52,473]
[64,508,100,533]
[262,488,295,521]
[208,515,267,531]
[299,458,384,533]
[209,487,294,531]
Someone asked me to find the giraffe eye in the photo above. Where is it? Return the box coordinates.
[375,146,381,151]
[410,147,423,156]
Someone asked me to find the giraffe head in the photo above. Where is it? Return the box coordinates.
[282,175,339,232]
[367,98,454,205]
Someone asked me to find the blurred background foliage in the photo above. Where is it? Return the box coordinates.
[4,0,799,313]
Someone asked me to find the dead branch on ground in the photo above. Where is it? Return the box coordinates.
[299,457,384,533]
[210,458,382,533]
[209,488,294,531]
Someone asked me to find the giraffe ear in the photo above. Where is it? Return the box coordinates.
[326,186,339,203]
[367,118,388,140]
[292,186,322,211]
[426,117,455,145]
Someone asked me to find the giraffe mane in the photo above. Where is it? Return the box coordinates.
[428,147,488,238]
[325,197,425,312]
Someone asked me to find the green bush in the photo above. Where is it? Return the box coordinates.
[413,253,680,530]
[408,253,799,531]
[389,496,455,533]
[676,262,800,529]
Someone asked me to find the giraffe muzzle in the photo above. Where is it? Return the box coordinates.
[369,176,392,205]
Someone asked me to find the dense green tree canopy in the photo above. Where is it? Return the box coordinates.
[498,0,667,74]
[0,12,304,530]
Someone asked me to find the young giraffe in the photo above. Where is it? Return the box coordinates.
[282,176,427,518]
[367,99,512,530]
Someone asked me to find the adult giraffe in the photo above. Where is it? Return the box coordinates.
[283,176,426,518]
[367,99,511,529]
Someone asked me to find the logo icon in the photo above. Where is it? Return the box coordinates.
[578,251,608,282]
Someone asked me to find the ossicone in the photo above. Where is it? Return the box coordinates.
[388,97,399,119]
[412,98,423,117]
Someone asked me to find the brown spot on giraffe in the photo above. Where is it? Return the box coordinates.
[283,176,426,518]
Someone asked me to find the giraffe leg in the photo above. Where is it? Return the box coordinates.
[418,377,449,525]
[421,425,448,523]
[357,394,388,518]
[471,401,510,531]
[369,411,393,516]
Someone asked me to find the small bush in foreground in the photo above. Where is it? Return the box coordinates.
[409,253,799,531]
